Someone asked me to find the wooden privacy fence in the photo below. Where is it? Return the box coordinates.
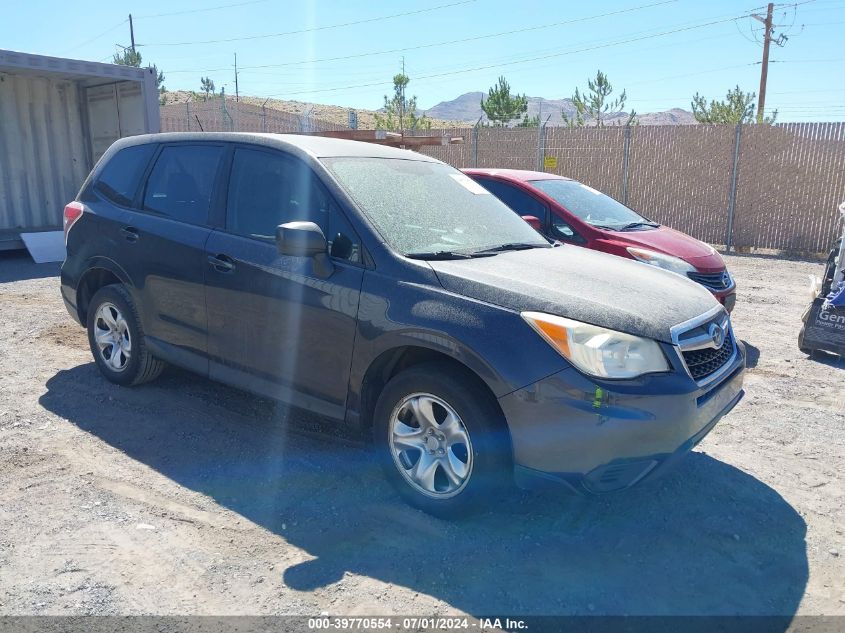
[420,122,845,254]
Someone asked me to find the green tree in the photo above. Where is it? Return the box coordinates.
[562,70,634,127]
[374,73,430,132]
[516,114,540,127]
[480,76,528,126]
[112,48,142,67]
[112,48,165,94]
[691,85,777,124]
[200,76,216,101]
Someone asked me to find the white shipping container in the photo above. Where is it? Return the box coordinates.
[0,48,159,249]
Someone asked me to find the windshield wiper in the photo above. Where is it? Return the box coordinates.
[471,242,547,254]
[405,250,495,260]
[618,221,659,230]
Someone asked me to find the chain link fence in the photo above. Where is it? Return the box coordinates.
[160,101,845,254]
[420,121,845,254]
[160,95,347,134]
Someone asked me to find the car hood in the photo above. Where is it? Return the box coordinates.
[604,226,726,272]
[429,246,720,343]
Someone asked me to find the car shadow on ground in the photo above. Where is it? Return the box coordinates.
[0,250,61,283]
[40,364,809,618]
[742,341,760,369]
[806,350,845,369]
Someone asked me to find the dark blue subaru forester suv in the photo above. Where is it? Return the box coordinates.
[61,133,745,516]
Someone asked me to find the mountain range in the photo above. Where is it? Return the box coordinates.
[422,91,696,126]
[161,90,697,128]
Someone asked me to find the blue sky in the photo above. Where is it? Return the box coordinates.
[4,0,844,121]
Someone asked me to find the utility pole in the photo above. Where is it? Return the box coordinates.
[234,53,239,102]
[400,56,406,134]
[752,2,774,123]
[129,14,136,53]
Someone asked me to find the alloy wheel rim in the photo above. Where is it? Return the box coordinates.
[94,302,132,372]
[388,393,473,499]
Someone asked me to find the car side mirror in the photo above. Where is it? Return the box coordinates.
[521,215,542,231]
[556,223,574,238]
[553,221,586,244]
[275,221,334,277]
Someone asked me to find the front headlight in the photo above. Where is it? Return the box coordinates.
[522,311,670,379]
[627,247,696,276]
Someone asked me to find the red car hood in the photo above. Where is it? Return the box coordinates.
[603,226,726,273]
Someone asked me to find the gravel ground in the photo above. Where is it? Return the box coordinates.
[0,251,842,617]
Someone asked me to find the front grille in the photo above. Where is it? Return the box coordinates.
[688,271,732,290]
[682,330,734,381]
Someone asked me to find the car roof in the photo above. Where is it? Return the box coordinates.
[462,168,572,182]
[109,132,441,162]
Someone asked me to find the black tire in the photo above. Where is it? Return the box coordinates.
[373,362,512,518]
[86,284,165,386]
[821,246,838,296]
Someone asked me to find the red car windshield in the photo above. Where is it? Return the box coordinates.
[530,179,657,231]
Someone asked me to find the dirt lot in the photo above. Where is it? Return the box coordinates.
[0,252,842,618]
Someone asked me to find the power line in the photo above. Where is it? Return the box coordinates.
[139,0,476,47]
[189,9,763,92]
[264,12,759,98]
[770,57,845,62]
[162,0,677,73]
[134,0,268,19]
[772,87,845,94]
[61,18,127,54]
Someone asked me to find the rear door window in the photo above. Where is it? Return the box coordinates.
[142,144,224,225]
[475,179,549,226]
[95,144,156,207]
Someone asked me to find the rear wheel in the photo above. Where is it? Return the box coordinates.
[86,285,165,386]
[373,362,511,517]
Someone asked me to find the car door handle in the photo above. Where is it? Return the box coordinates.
[121,226,140,242]
[207,254,235,273]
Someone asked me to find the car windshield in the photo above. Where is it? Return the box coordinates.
[530,179,656,230]
[322,157,549,257]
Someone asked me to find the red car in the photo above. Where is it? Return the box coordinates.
[464,168,736,311]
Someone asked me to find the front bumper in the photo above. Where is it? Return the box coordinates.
[714,288,737,313]
[499,344,745,494]
[690,271,737,312]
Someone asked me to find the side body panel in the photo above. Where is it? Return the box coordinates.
[204,231,364,419]
[344,264,571,425]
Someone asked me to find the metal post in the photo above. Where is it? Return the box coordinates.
[261,97,269,132]
[234,52,239,103]
[537,115,551,171]
[621,124,632,205]
[725,122,743,252]
[472,116,482,168]
[537,119,544,171]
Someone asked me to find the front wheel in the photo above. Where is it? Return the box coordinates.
[373,363,512,517]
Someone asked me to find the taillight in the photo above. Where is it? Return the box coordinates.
[63,201,84,244]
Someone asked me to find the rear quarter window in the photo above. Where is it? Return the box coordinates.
[94,144,156,207]
[142,144,225,226]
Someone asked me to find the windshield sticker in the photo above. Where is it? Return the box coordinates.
[450,173,490,195]
[579,184,603,196]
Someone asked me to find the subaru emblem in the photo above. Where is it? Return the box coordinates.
[709,323,726,349]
